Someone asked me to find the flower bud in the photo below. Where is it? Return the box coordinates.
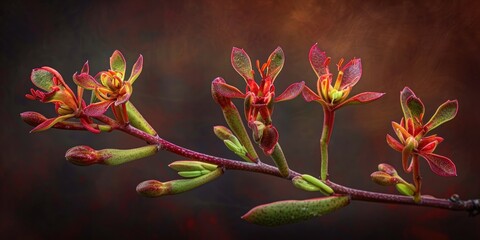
[136,180,170,197]
[65,145,158,166]
[370,171,399,186]
[136,168,223,198]
[292,176,321,192]
[301,174,334,195]
[20,111,47,126]
[65,145,101,166]
[378,163,398,176]
[213,125,233,141]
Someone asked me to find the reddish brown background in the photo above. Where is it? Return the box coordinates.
[1,0,479,239]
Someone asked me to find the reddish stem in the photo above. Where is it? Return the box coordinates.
[94,115,479,214]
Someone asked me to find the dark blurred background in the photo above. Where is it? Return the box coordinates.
[1,0,479,239]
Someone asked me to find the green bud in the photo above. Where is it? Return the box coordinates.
[168,160,217,172]
[178,170,211,178]
[241,195,350,226]
[213,126,234,141]
[136,168,223,197]
[370,171,399,186]
[301,174,334,195]
[395,183,415,196]
[292,176,321,192]
[223,139,250,162]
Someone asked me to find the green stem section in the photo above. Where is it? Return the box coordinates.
[222,102,259,162]
[412,155,422,202]
[126,101,157,136]
[320,108,335,181]
[269,143,289,177]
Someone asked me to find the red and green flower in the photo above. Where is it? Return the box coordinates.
[211,47,304,154]
[387,87,458,177]
[302,43,384,110]
[25,63,100,133]
[74,50,143,124]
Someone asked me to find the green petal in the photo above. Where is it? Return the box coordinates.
[31,68,55,91]
[110,50,126,77]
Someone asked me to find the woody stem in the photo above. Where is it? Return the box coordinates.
[94,115,479,215]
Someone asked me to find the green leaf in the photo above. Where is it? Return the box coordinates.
[31,68,55,91]
[241,196,350,226]
[425,100,458,132]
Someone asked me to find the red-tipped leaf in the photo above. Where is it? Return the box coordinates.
[400,87,416,120]
[420,153,457,177]
[128,54,143,84]
[84,100,114,116]
[275,81,304,102]
[30,114,75,133]
[302,86,326,105]
[231,47,254,81]
[425,100,458,133]
[340,58,362,89]
[266,47,284,82]
[334,92,385,110]
[309,43,330,76]
[386,134,404,152]
[73,72,99,90]
[212,81,246,99]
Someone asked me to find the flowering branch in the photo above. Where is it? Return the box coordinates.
[21,46,479,227]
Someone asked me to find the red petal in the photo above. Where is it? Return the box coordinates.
[73,72,99,90]
[302,86,326,104]
[275,82,304,102]
[418,135,443,149]
[30,114,74,133]
[419,141,438,153]
[309,43,330,77]
[212,81,246,99]
[128,54,143,84]
[81,61,89,74]
[420,153,457,177]
[83,101,114,116]
[386,134,403,152]
[340,58,362,89]
[334,92,385,110]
